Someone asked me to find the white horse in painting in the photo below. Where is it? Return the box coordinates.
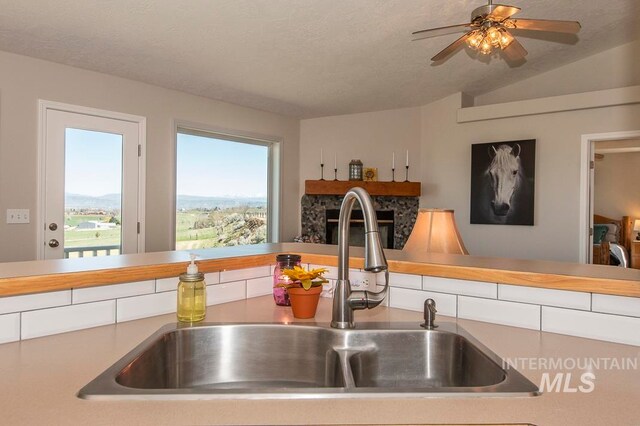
[474,143,533,225]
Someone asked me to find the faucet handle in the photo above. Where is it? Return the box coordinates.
[421,298,438,329]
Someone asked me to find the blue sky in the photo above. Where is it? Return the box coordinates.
[176,133,268,198]
[64,129,268,199]
[65,128,122,197]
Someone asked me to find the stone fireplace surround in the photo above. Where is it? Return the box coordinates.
[300,195,419,249]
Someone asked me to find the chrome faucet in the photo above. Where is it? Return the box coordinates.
[331,187,389,329]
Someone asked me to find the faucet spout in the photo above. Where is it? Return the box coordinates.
[331,187,389,329]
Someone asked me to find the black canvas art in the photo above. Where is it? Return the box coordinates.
[470,139,535,226]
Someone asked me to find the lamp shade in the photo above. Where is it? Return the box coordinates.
[403,209,468,255]
[634,219,640,233]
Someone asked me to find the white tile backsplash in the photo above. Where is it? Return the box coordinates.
[155,277,178,293]
[21,301,116,339]
[310,264,339,280]
[389,287,457,317]
[542,306,640,346]
[423,276,497,299]
[0,290,71,315]
[458,296,540,330]
[208,281,246,305]
[73,281,154,304]
[246,276,273,298]
[0,313,20,343]
[0,261,637,347]
[498,284,591,310]
[385,272,422,290]
[220,266,271,283]
[116,291,176,322]
[204,272,220,285]
[592,294,640,318]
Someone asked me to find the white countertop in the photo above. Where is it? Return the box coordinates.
[1,296,639,425]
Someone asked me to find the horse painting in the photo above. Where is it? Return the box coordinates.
[470,140,535,225]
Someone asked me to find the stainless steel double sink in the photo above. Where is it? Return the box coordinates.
[78,322,539,399]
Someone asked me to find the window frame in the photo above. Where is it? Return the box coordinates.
[172,121,281,250]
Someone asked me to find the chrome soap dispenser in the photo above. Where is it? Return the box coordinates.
[177,254,206,323]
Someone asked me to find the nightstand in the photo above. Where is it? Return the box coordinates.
[631,241,640,269]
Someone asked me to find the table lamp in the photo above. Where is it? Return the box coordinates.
[634,219,640,240]
[403,209,468,255]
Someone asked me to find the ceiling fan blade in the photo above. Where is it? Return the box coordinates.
[487,5,521,21]
[502,36,528,61]
[508,18,581,34]
[412,23,472,41]
[431,32,472,62]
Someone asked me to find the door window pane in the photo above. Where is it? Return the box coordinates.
[64,128,123,258]
[176,131,269,249]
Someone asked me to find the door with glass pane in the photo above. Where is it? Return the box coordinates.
[43,108,141,259]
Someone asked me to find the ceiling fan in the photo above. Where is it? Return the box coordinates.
[412,0,581,62]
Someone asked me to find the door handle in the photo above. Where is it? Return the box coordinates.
[48,239,60,248]
[49,223,58,231]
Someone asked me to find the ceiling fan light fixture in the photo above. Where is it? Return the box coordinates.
[498,28,514,48]
[466,30,484,48]
[487,25,501,46]
[479,37,493,54]
[413,0,580,63]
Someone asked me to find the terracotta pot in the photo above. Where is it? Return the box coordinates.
[287,285,322,319]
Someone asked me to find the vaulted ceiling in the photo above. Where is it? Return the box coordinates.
[0,0,638,118]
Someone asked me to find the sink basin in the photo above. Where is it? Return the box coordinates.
[115,325,344,391]
[346,329,506,389]
[79,322,539,399]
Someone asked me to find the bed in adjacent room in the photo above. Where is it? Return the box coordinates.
[592,214,632,267]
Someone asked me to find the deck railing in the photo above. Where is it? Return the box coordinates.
[64,245,121,259]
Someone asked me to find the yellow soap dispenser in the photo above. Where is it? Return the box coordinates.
[177,254,206,323]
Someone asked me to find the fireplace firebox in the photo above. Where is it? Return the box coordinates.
[325,209,395,249]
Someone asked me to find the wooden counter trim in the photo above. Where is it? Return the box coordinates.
[0,250,638,298]
[0,254,275,297]
[301,254,640,298]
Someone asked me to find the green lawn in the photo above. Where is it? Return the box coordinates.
[64,213,121,250]
[63,208,266,254]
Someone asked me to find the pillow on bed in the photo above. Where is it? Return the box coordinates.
[593,224,608,244]
[601,223,619,243]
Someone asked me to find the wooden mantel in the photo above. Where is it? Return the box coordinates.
[305,180,421,197]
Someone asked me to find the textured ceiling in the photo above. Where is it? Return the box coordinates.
[0,0,638,118]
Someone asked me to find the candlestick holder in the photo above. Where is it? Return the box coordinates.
[334,168,338,181]
[391,168,395,182]
[404,165,409,182]
[320,163,325,181]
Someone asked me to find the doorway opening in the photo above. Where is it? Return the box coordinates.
[579,131,640,267]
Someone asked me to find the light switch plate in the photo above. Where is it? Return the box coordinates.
[6,209,30,224]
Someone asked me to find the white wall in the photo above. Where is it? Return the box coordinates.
[420,93,640,262]
[594,151,640,220]
[475,39,640,106]
[0,50,300,262]
[299,107,422,199]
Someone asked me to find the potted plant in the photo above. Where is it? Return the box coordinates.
[277,266,328,319]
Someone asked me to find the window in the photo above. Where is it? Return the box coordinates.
[175,127,279,249]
